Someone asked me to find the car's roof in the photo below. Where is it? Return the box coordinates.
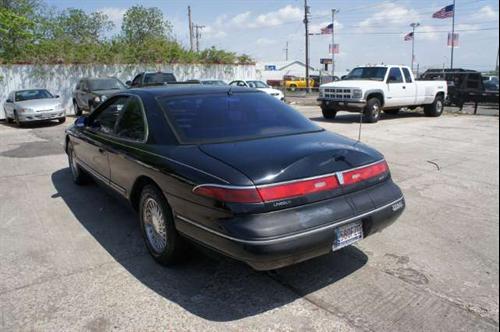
[126,86,257,97]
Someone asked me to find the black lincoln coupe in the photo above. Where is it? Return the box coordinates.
[65,86,405,270]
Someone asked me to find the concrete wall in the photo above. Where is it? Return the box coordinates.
[0,64,256,117]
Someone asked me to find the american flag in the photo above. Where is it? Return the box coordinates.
[404,32,414,41]
[432,4,455,19]
[321,23,333,34]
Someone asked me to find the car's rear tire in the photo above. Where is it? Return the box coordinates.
[73,101,82,116]
[424,95,445,117]
[139,184,187,266]
[321,106,337,120]
[364,98,382,123]
[67,142,88,185]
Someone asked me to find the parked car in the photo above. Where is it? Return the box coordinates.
[283,76,315,91]
[229,80,284,101]
[199,79,228,86]
[3,89,66,126]
[420,69,499,107]
[65,86,405,271]
[318,65,448,123]
[126,72,177,88]
[73,77,127,116]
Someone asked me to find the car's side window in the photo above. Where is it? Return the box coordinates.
[387,68,404,84]
[115,96,147,142]
[132,74,143,87]
[92,96,129,135]
[402,68,413,83]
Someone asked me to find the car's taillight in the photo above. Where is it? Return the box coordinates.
[193,186,263,203]
[257,175,339,202]
[342,160,389,186]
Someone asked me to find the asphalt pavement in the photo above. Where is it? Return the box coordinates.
[0,106,498,331]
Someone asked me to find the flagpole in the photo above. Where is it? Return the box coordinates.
[450,0,456,69]
[331,9,338,77]
[410,23,420,72]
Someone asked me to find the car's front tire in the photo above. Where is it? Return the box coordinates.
[73,101,82,116]
[67,142,88,185]
[139,184,187,266]
[364,98,382,123]
[321,105,338,120]
[14,111,23,127]
[58,117,66,124]
[424,95,445,117]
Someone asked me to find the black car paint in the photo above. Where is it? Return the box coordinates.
[65,86,405,270]
[73,78,126,112]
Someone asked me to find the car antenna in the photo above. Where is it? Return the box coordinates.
[357,111,363,142]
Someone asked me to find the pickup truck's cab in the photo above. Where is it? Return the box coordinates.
[318,65,447,123]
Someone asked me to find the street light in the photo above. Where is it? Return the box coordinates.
[410,22,420,72]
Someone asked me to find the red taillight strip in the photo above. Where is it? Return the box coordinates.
[193,159,389,203]
[340,160,389,186]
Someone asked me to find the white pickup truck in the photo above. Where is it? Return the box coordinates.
[318,65,447,123]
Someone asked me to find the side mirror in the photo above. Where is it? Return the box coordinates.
[6,99,13,103]
[74,116,89,128]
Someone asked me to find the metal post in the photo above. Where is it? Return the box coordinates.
[331,9,338,77]
[451,0,456,69]
[410,23,420,72]
[304,0,310,93]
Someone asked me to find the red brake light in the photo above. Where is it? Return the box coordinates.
[257,175,339,202]
[342,160,389,186]
[193,186,263,203]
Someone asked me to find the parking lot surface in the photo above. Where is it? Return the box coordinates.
[0,108,498,331]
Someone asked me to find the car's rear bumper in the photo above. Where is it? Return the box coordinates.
[175,180,405,270]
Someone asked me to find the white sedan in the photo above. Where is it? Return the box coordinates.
[229,80,284,101]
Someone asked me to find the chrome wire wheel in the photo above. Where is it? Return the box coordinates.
[436,99,443,114]
[143,197,168,254]
[371,104,380,120]
[69,147,78,179]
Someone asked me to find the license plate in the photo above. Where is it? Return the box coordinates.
[332,221,364,251]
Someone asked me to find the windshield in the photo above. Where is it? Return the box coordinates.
[201,80,227,86]
[89,78,126,91]
[144,73,177,85]
[159,92,322,144]
[15,89,53,101]
[345,67,388,81]
[247,81,269,88]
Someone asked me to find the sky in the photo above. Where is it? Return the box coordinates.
[44,0,499,74]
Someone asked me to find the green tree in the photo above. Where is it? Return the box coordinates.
[122,6,171,44]
[0,7,35,61]
[56,9,113,43]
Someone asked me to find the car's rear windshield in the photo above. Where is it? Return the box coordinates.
[89,78,125,91]
[144,73,177,85]
[158,92,322,144]
[15,89,53,101]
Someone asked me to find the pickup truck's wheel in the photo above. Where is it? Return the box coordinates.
[424,95,445,117]
[364,98,382,123]
[73,101,82,116]
[321,106,337,119]
[139,184,187,266]
[289,84,297,92]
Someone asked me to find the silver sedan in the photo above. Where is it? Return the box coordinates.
[3,89,66,126]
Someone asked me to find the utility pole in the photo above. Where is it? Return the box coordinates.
[188,6,194,51]
[304,0,311,92]
[284,41,289,61]
[410,22,420,73]
[331,9,338,77]
[450,0,456,69]
[193,24,205,52]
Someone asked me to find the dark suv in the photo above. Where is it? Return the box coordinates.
[73,78,127,116]
[126,72,178,88]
